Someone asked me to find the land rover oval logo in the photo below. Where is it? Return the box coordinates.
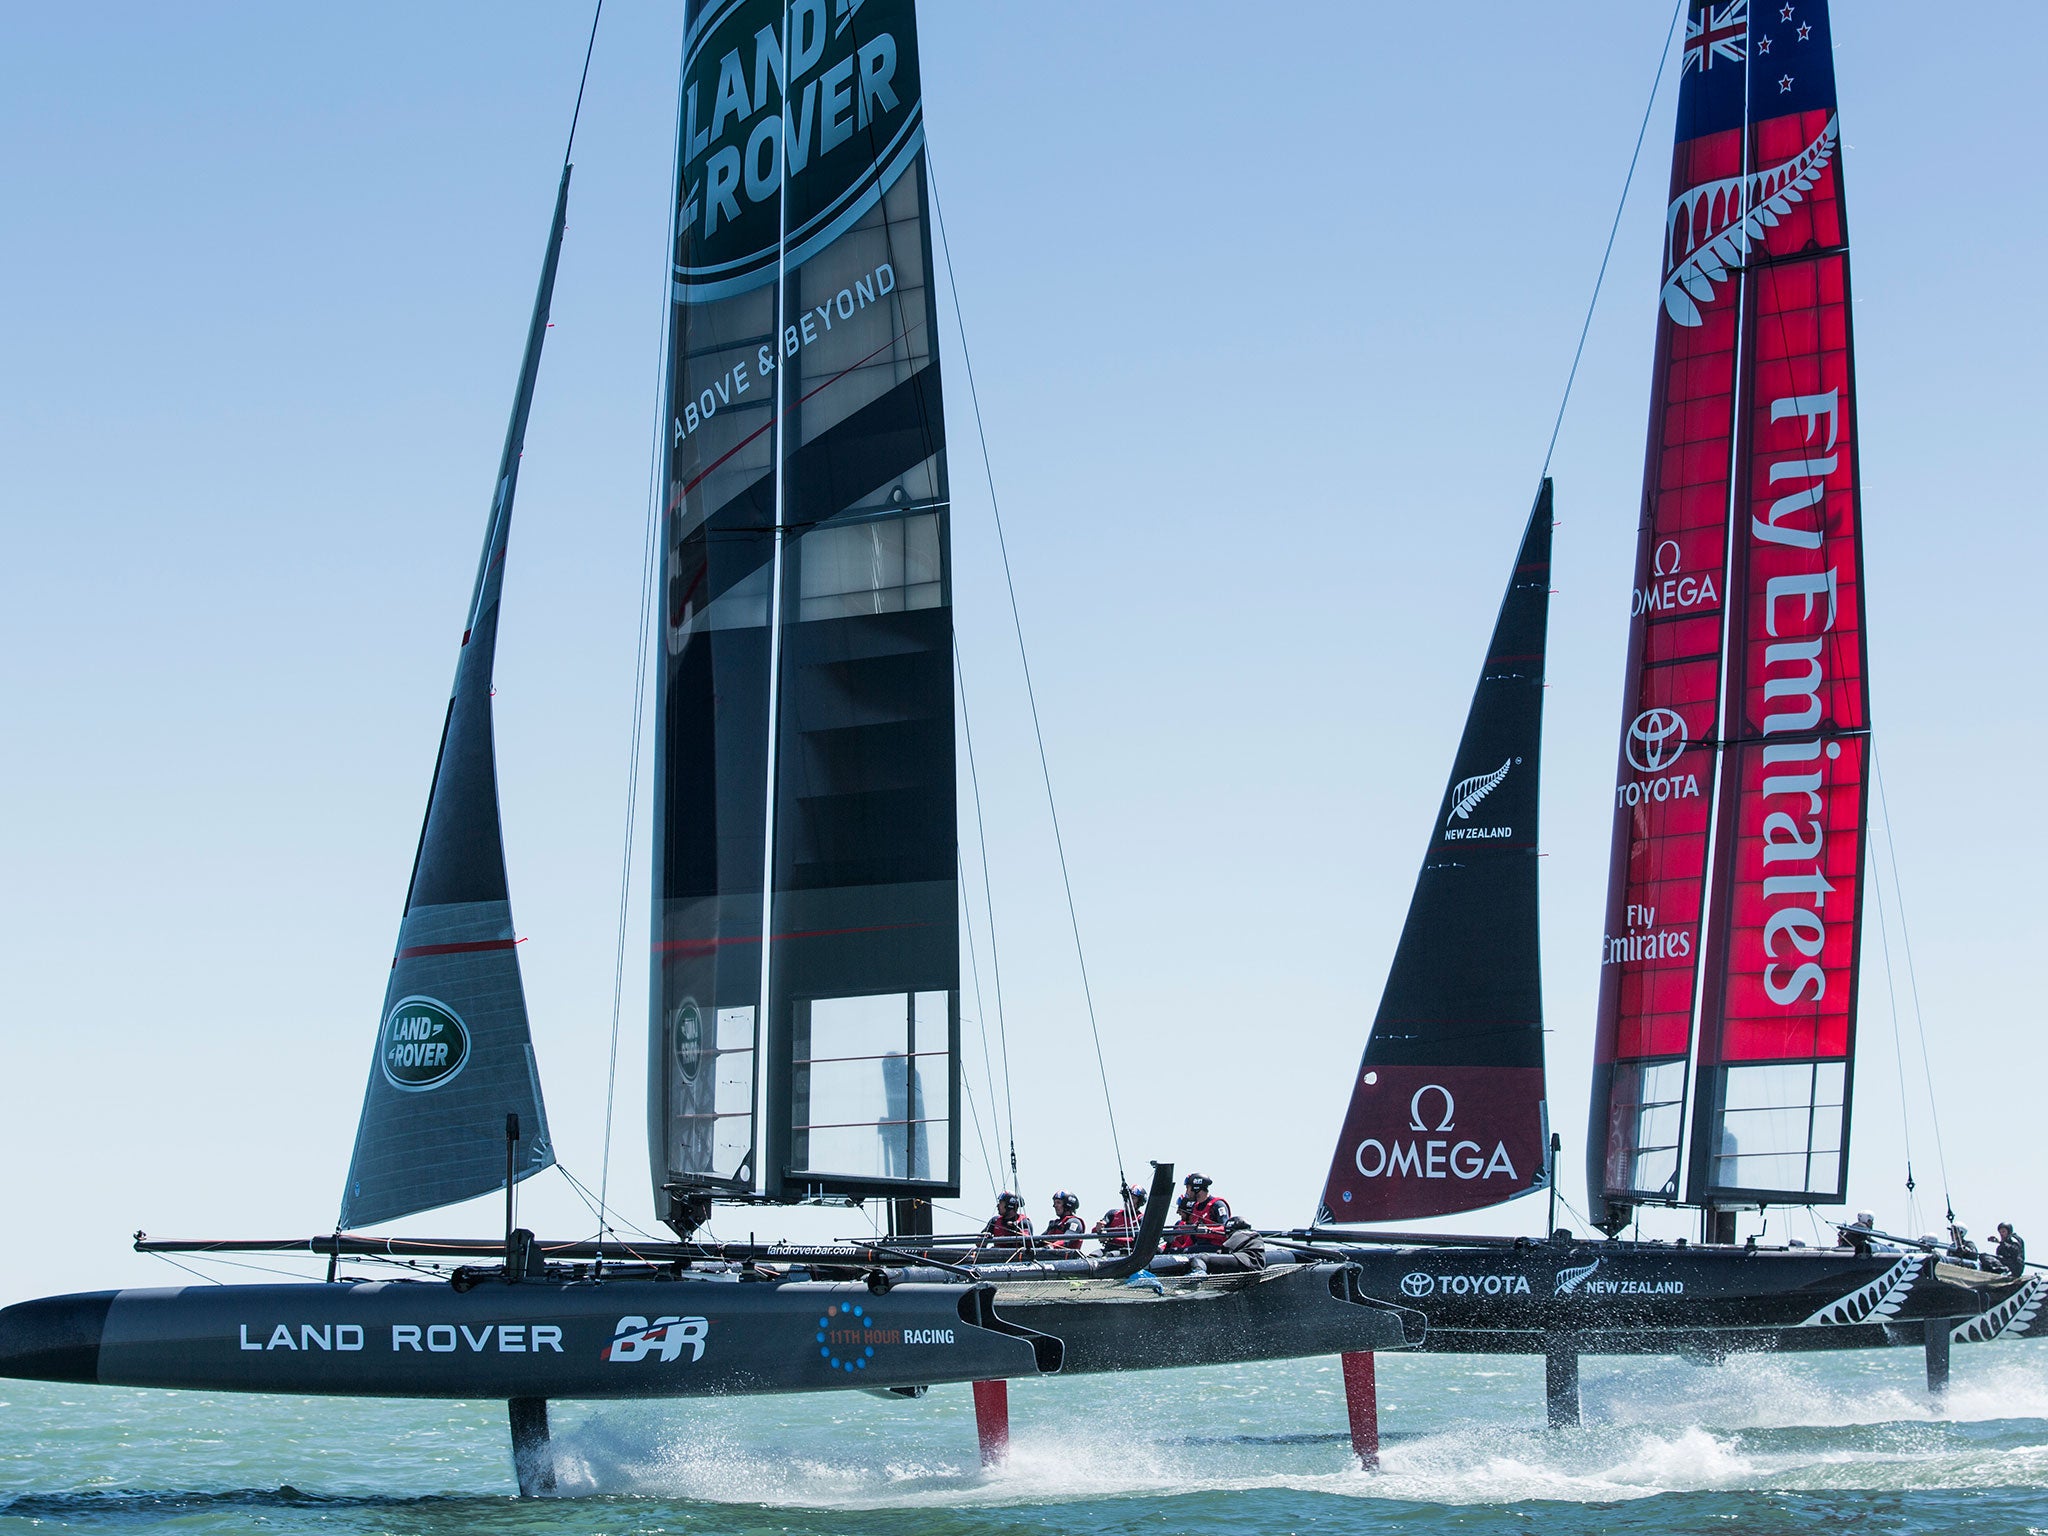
[380,997,470,1091]
[674,0,925,301]
[674,1000,704,1086]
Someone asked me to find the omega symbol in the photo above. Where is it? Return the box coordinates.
[1408,1085,1456,1133]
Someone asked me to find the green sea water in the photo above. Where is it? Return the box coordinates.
[4,1342,2045,1534]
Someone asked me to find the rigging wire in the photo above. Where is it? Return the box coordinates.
[925,153,1129,1188]
[1873,745,1955,1224]
[595,7,687,1256]
[1866,773,1922,1232]
[147,1252,226,1287]
[1538,0,1685,487]
[952,846,1004,1200]
[953,636,1021,1191]
[560,2,604,169]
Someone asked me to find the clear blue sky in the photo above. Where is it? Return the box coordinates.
[2,3,2041,1303]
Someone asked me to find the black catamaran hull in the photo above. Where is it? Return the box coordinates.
[0,1281,1055,1399]
[0,1264,1413,1398]
[1338,1243,2045,1354]
[1000,1263,1419,1374]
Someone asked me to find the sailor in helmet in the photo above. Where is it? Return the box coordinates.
[975,1191,1033,1259]
[1168,1173,1233,1252]
[1836,1210,1876,1256]
[1095,1185,1146,1254]
[1042,1190,1086,1252]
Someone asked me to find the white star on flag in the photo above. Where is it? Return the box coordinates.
[1779,74,1794,92]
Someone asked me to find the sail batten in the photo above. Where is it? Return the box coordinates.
[340,167,570,1230]
[1319,484,1552,1226]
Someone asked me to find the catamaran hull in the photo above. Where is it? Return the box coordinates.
[0,1279,1056,1399]
[997,1261,1418,1372]
[1339,1244,2046,1353]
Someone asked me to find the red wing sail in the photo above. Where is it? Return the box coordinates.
[1690,11,1868,1203]
[1584,1,1753,1223]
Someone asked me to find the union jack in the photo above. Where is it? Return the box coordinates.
[1684,0,1749,74]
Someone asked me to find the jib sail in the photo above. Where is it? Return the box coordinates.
[1689,0,1866,1206]
[1319,486,1552,1224]
[651,0,958,1224]
[340,169,568,1229]
[1585,1,1755,1226]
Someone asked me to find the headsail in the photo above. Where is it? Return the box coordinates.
[1689,1,1865,1206]
[652,0,958,1224]
[340,169,569,1228]
[1584,2,1754,1225]
[1320,485,1552,1224]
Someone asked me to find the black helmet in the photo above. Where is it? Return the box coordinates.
[997,1191,1022,1213]
[1184,1173,1213,1194]
[1176,1193,1194,1213]
[1128,1187,1147,1208]
[1052,1190,1079,1214]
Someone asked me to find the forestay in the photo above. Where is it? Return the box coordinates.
[1584,1,1751,1221]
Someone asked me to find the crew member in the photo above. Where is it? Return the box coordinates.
[1042,1191,1086,1252]
[1950,1223,1982,1264]
[1095,1187,1146,1254]
[1168,1173,1233,1252]
[1837,1210,1875,1256]
[976,1192,1033,1260]
[1996,1222,2027,1276]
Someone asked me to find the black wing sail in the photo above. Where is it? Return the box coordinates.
[1319,483,1552,1224]
[339,169,568,1229]
[651,0,958,1223]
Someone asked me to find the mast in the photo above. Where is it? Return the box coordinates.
[1320,485,1552,1225]
[339,168,570,1229]
[1584,1,1758,1232]
[1688,0,1865,1210]
[651,0,957,1227]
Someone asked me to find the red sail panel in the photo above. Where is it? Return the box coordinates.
[1691,80,1867,1203]
[1584,23,1749,1220]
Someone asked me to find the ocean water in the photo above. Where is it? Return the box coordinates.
[4,1342,2046,1535]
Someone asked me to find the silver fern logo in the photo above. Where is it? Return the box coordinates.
[1446,759,1513,825]
[1662,114,1840,326]
[1553,1259,1602,1295]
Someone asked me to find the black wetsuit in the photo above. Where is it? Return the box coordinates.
[1997,1231,2026,1276]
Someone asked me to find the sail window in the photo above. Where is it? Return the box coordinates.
[709,1005,757,1176]
[797,513,941,622]
[1607,1058,1686,1198]
[789,989,952,1182]
[1709,1061,1846,1196]
[666,1003,758,1185]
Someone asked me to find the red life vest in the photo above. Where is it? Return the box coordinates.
[1043,1213,1085,1251]
[1171,1194,1232,1250]
[981,1212,1032,1243]
[1095,1206,1136,1243]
